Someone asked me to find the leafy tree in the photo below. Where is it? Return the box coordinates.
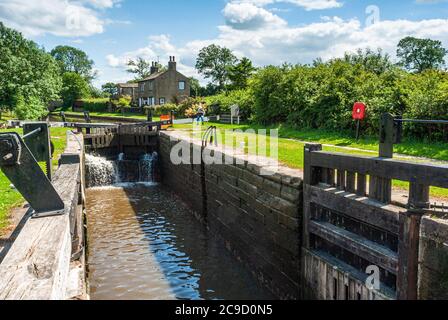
[127,57,151,79]
[228,57,256,89]
[14,94,48,120]
[342,48,394,75]
[127,58,167,80]
[189,77,201,97]
[102,82,118,96]
[397,37,447,73]
[112,95,132,114]
[50,45,96,81]
[61,72,90,107]
[195,44,238,90]
[0,22,61,118]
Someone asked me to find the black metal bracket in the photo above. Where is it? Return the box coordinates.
[0,132,65,218]
[23,122,53,180]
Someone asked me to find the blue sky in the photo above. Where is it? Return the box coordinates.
[1,0,448,87]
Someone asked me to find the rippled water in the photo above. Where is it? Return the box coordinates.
[87,185,275,300]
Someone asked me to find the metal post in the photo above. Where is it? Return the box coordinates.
[147,108,153,122]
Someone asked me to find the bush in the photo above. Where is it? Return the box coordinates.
[204,89,254,119]
[82,98,110,112]
[14,95,48,120]
[149,103,178,117]
[247,60,448,140]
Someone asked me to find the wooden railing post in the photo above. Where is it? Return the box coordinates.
[397,182,429,300]
[303,144,322,249]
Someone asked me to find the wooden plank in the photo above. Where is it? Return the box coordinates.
[309,221,398,274]
[337,170,346,190]
[369,176,392,204]
[346,172,356,193]
[356,174,367,196]
[309,151,448,189]
[397,182,428,300]
[305,185,401,235]
[0,133,83,300]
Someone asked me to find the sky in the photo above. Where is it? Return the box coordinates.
[1,0,448,87]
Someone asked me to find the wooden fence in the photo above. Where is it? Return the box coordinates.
[302,143,448,300]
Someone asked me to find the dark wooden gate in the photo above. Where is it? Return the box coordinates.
[302,143,448,300]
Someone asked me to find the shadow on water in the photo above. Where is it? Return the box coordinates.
[87,182,275,300]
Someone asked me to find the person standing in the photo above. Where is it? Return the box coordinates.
[196,104,205,125]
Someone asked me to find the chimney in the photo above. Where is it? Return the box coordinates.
[150,62,159,74]
[168,56,176,71]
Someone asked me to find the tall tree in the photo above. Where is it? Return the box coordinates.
[127,57,151,79]
[0,22,61,119]
[61,72,90,107]
[102,82,118,97]
[397,37,447,73]
[189,77,201,97]
[195,44,238,90]
[228,57,256,89]
[343,48,393,74]
[50,45,96,81]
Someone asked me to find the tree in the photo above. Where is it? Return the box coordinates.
[0,22,61,119]
[195,44,238,90]
[102,82,118,97]
[61,72,90,107]
[112,95,132,114]
[189,77,201,97]
[397,37,447,73]
[127,57,151,79]
[50,45,96,81]
[228,57,256,89]
[343,48,393,74]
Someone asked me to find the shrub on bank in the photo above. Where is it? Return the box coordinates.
[82,98,110,112]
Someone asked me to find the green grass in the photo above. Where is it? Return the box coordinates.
[54,111,151,120]
[172,123,448,199]
[0,127,70,234]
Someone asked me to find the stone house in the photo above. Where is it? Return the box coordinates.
[137,56,190,107]
[116,83,139,104]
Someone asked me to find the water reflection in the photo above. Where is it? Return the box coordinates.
[87,185,274,300]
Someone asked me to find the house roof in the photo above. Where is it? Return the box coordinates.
[138,71,167,82]
[117,83,138,88]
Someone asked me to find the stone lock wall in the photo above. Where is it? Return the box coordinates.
[159,131,304,299]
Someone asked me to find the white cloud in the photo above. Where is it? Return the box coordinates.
[233,0,343,11]
[104,15,448,86]
[223,2,287,30]
[0,0,120,37]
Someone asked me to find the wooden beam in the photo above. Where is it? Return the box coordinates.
[309,151,448,189]
[309,221,398,274]
[305,185,400,235]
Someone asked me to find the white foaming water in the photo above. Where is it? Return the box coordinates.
[86,153,158,188]
[86,154,118,187]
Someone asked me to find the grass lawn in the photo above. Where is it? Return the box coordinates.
[172,122,448,199]
[54,111,154,120]
[0,127,70,234]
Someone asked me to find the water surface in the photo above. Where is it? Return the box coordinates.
[87,185,274,300]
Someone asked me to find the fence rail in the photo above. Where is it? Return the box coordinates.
[302,143,448,300]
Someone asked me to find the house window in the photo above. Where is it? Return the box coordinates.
[140,83,145,92]
[159,98,166,105]
[148,81,154,90]
[178,81,186,90]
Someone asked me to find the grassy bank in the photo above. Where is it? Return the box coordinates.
[0,127,70,234]
[172,123,448,199]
